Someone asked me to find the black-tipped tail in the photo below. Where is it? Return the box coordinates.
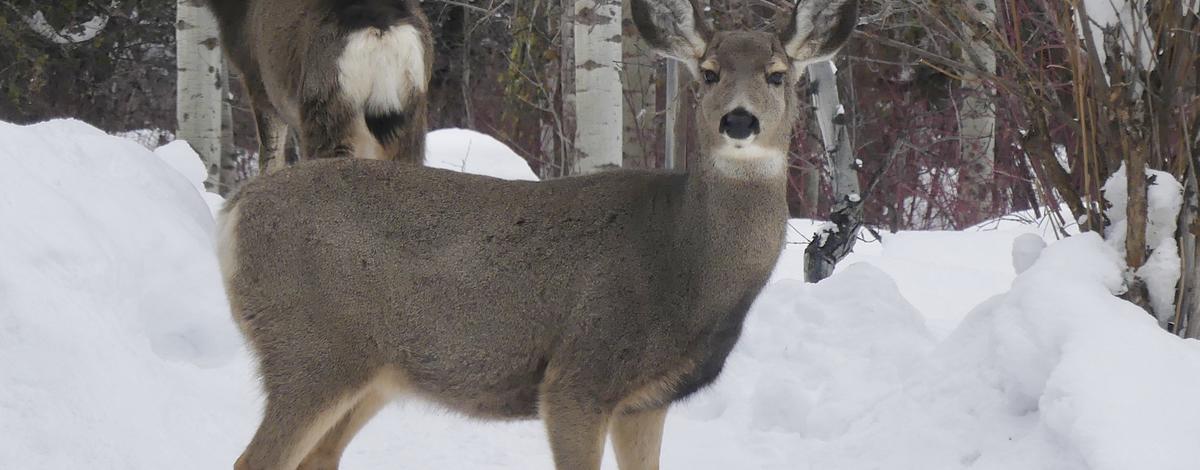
[365,111,408,146]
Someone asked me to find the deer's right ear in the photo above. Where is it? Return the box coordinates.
[631,0,711,67]
[779,0,858,68]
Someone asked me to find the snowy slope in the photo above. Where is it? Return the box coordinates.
[3,119,1200,469]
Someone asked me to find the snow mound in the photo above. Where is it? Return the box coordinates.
[1012,232,1047,274]
[0,119,250,468]
[153,140,226,216]
[802,234,1200,470]
[425,128,539,181]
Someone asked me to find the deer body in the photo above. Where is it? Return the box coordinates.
[205,0,432,169]
[220,1,857,468]
[226,162,785,417]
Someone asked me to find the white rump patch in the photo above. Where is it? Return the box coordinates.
[338,24,427,114]
[712,140,787,179]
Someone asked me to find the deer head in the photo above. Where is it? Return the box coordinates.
[633,0,858,178]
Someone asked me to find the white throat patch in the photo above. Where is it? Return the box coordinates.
[712,139,787,179]
[338,24,427,114]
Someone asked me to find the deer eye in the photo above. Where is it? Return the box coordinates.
[702,70,720,84]
[767,72,786,86]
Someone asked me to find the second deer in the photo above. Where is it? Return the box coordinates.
[205,0,432,170]
[218,0,859,468]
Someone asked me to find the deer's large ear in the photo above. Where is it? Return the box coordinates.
[631,0,711,66]
[779,0,858,68]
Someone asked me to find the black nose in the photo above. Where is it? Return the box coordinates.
[719,108,760,140]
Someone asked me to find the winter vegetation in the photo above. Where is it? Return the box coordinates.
[2,0,1200,468]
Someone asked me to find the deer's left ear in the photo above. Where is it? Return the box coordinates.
[631,0,712,68]
[779,0,858,68]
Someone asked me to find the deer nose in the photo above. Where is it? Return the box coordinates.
[720,108,760,140]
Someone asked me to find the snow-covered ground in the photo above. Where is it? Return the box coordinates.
[3,119,1199,469]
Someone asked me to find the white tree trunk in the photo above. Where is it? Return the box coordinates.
[176,0,224,191]
[958,0,998,213]
[573,0,623,174]
[810,62,859,201]
[804,61,861,283]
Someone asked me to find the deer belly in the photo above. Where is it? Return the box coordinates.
[403,353,547,420]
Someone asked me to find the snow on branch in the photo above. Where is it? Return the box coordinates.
[20,9,110,45]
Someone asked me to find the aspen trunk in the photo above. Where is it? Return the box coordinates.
[175,0,223,191]
[957,0,998,218]
[573,0,623,174]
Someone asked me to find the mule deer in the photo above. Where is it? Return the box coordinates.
[218,0,858,468]
[204,0,432,170]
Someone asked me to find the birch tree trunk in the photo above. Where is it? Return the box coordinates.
[957,0,998,217]
[573,0,623,174]
[621,0,656,168]
[175,0,223,191]
[804,61,862,283]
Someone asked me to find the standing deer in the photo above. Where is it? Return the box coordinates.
[204,0,432,170]
[217,0,858,468]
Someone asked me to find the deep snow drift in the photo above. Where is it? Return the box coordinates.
[3,119,1199,469]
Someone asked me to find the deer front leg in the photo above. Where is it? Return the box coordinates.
[540,389,610,470]
[611,407,667,470]
[253,110,289,174]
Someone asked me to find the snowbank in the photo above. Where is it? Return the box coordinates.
[799,234,1200,470]
[426,128,539,181]
[3,119,1200,469]
[0,119,250,468]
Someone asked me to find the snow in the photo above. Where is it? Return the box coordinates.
[425,128,539,181]
[0,119,248,468]
[153,140,227,216]
[1012,233,1047,274]
[1102,163,1184,324]
[1079,0,1155,83]
[5,119,1200,469]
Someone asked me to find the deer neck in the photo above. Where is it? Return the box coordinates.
[674,143,789,321]
[686,136,791,228]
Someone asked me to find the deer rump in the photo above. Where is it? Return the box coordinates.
[208,0,431,166]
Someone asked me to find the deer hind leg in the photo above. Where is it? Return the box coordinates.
[299,95,358,161]
[539,389,611,470]
[254,112,289,174]
[296,387,390,470]
[377,97,427,165]
[347,117,387,161]
[245,79,289,174]
[610,407,668,470]
[235,385,367,470]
